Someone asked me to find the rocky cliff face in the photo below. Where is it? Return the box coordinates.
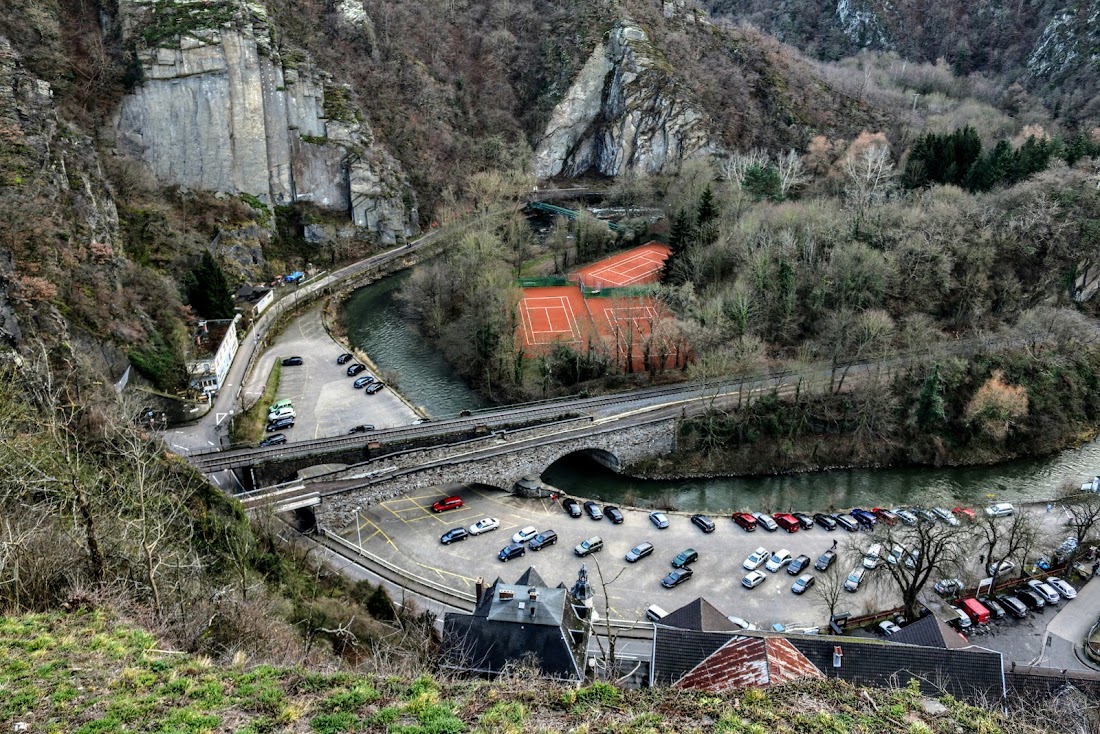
[534,21,721,180]
[115,0,417,244]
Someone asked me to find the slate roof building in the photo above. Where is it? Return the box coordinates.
[442,567,591,683]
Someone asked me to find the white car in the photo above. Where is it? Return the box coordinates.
[727,615,758,630]
[886,545,907,566]
[742,570,767,589]
[1027,579,1061,604]
[863,543,883,569]
[743,547,769,571]
[844,567,866,592]
[878,620,901,636]
[932,507,959,526]
[512,526,538,544]
[765,549,793,573]
[893,509,918,526]
[984,502,1015,518]
[468,517,500,536]
[1047,576,1077,599]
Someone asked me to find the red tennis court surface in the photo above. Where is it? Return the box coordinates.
[517,287,589,347]
[573,242,670,289]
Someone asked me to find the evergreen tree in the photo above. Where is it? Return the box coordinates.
[911,363,947,432]
[697,185,719,226]
[662,208,693,285]
[742,164,782,202]
[185,251,235,319]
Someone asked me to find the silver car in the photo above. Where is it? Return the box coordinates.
[1027,579,1061,604]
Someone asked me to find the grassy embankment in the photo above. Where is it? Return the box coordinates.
[0,611,1065,734]
[229,362,282,445]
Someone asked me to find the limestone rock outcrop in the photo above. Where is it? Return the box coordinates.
[115,0,417,244]
[534,21,720,180]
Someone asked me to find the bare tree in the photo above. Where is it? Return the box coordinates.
[973,510,1039,585]
[843,144,895,214]
[1058,489,1100,565]
[775,149,810,196]
[586,557,641,681]
[865,519,968,621]
[719,149,769,189]
[810,560,847,624]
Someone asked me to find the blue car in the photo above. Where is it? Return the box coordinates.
[850,508,877,528]
[649,512,670,529]
[353,374,375,388]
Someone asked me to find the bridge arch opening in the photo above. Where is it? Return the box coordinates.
[542,448,623,479]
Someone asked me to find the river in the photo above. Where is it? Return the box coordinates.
[344,272,1100,512]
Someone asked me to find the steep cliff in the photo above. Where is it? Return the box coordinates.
[115,0,417,244]
[535,21,721,179]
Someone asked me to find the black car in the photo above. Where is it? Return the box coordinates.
[529,530,558,551]
[787,554,812,575]
[348,424,376,433]
[813,513,838,531]
[281,356,304,366]
[793,513,815,530]
[978,595,1006,620]
[336,353,353,364]
[259,433,287,447]
[266,416,295,432]
[440,527,468,545]
[562,498,582,518]
[498,543,526,562]
[353,375,374,388]
[661,568,693,588]
[995,594,1029,619]
[815,550,837,572]
[834,514,860,532]
[584,501,603,521]
[690,514,716,533]
[604,506,624,524]
[365,382,385,394]
[347,363,366,376]
[671,548,699,568]
[1017,588,1046,611]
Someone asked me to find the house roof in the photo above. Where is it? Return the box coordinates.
[673,636,823,692]
[885,613,950,648]
[658,597,743,632]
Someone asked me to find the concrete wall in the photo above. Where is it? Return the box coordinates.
[314,419,677,529]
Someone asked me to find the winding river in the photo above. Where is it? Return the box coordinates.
[343,271,1100,513]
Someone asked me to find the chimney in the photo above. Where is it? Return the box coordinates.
[499,589,514,601]
[528,588,538,602]
[475,577,484,603]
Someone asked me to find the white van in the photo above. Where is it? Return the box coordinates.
[645,605,668,623]
[268,407,296,422]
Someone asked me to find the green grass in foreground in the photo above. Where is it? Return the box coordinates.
[0,611,1063,734]
[230,362,282,446]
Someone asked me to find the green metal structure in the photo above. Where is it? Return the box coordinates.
[527,200,621,231]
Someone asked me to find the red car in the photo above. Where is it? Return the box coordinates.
[872,507,899,525]
[732,512,757,531]
[432,496,463,513]
[953,506,976,522]
[773,513,800,533]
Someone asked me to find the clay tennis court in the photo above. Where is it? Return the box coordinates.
[574,242,670,289]
[517,286,590,348]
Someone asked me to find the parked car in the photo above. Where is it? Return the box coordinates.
[792,574,815,595]
[649,511,670,529]
[512,526,538,544]
[440,527,468,545]
[574,536,604,557]
[814,513,839,531]
[872,508,899,525]
[662,568,694,589]
[893,508,918,526]
[886,545,907,566]
[932,507,959,526]
[346,363,366,376]
[583,501,603,521]
[815,550,837,572]
[903,548,921,570]
[953,506,977,522]
[753,513,779,532]
[672,548,699,568]
[934,578,963,596]
[1027,579,1061,604]
[268,399,293,414]
[605,506,624,524]
[978,595,1006,620]
[793,512,816,530]
[365,382,385,395]
[266,417,295,432]
[1047,576,1077,599]
[432,496,463,513]
[743,547,769,571]
[878,620,902,636]
[862,544,883,570]
[625,542,655,563]
[336,353,353,364]
[987,559,1017,578]
[1016,588,1046,611]
[914,508,938,524]
[726,616,758,630]
[690,514,716,533]
[985,502,1016,518]
[281,356,303,366]
[259,433,287,447]
[995,594,1029,618]
[528,530,558,551]
[788,554,812,575]
[945,605,972,631]
[562,498,582,518]
[843,568,866,592]
[850,508,876,528]
[498,543,525,562]
[773,513,801,533]
[348,424,376,433]
[353,375,374,388]
[959,597,991,625]
[732,512,758,531]
[742,570,767,589]
[469,518,500,536]
[765,549,793,573]
[835,514,860,532]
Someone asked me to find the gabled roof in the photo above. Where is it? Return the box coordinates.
[514,567,546,588]
[885,614,949,648]
[659,598,742,632]
[673,636,823,692]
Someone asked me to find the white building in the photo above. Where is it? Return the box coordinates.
[187,316,240,398]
